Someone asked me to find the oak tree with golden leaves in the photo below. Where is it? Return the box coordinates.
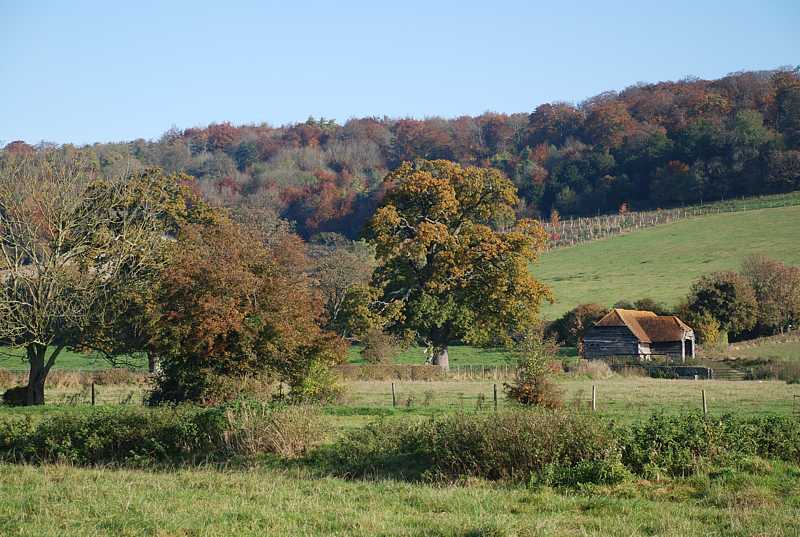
[367,160,551,369]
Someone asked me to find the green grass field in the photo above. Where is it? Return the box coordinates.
[2,372,799,536]
[0,347,147,371]
[1,461,799,537]
[3,376,796,422]
[535,204,800,318]
[731,340,800,361]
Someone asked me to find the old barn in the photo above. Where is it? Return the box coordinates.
[582,308,695,361]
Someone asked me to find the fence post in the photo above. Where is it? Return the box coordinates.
[493,384,498,411]
[391,382,396,408]
[702,389,708,415]
[91,382,96,406]
[591,384,597,412]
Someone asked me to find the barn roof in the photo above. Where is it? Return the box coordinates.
[594,308,693,343]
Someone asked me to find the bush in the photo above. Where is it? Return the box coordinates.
[359,328,401,364]
[320,410,620,484]
[289,360,345,404]
[0,400,327,465]
[92,368,148,386]
[320,410,800,485]
[620,413,800,478]
[0,406,227,465]
[1,386,27,406]
[536,459,632,488]
[504,334,562,408]
[334,364,447,381]
[746,360,800,384]
[222,401,323,458]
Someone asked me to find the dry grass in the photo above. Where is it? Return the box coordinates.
[570,359,614,379]
[223,404,324,458]
[339,377,799,419]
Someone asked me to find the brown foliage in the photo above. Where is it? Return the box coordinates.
[149,217,345,404]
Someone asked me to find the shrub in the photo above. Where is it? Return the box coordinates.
[504,334,562,408]
[536,459,632,488]
[334,364,447,381]
[290,360,345,404]
[359,328,401,364]
[1,386,27,406]
[320,410,620,484]
[92,369,148,386]
[746,360,800,384]
[45,371,88,389]
[0,406,227,465]
[0,400,328,465]
[620,413,800,478]
[222,401,323,458]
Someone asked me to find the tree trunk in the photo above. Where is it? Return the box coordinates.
[431,347,449,371]
[26,345,47,406]
[147,353,160,374]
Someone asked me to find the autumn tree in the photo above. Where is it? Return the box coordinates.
[740,255,800,335]
[547,303,609,350]
[308,233,377,339]
[367,160,551,370]
[685,271,757,340]
[0,154,166,404]
[148,217,345,405]
[77,169,218,373]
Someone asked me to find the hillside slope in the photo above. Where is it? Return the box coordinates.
[534,204,800,318]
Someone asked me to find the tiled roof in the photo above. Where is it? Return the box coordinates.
[594,308,693,343]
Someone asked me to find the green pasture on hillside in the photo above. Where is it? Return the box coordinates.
[732,340,800,361]
[535,204,800,318]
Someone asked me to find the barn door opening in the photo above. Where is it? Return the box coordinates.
[684,339,693,358]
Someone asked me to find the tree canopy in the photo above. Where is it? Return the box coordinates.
[148,217,345,404]
[0,154,169,404]
[6,69,797,240]
[367,160,551,369]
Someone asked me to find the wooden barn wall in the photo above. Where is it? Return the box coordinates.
[651,341,684,357]
[583,327,640,358]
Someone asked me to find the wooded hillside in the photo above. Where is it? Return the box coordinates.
[4,68,800,238]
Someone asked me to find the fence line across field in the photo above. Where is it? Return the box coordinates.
[540,194,800,250]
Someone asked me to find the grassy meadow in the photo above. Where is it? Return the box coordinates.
[1,196,799,536]
[2,461,799,537]
[1,367,799,536]
[535,204,800,318]
[731,340,800,362]
[0,347,147,371]
[3,376,797,422]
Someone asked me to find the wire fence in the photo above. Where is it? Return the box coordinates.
[540,193,800,250]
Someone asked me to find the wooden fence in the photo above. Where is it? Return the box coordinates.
[540,194,800,250]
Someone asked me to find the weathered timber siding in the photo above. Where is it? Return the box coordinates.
[651,341,683,358]
[583,326,640,358]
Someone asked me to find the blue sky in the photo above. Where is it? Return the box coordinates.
[1,0,798,145]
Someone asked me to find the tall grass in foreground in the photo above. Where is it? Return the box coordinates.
[319,410,800,485]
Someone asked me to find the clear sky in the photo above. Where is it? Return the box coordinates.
[1,0,798,145]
